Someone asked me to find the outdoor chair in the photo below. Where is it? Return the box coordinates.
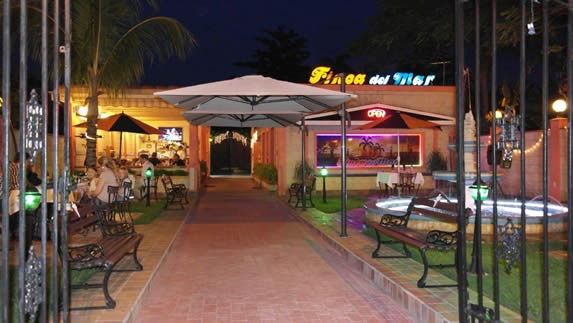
[116,181,134,222]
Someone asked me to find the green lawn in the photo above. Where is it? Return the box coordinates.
[130,199,167,224]
[362,226,568,322]
[312,195,368,213]
[312,195,568,321]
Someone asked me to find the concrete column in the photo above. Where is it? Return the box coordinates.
[549,117,567,201]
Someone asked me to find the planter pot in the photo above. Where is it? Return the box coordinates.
[264,183,277,192]
[254,176,276,191]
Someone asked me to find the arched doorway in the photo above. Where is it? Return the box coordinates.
[210,127,251,176]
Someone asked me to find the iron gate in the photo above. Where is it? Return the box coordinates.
[455,0,573,322]
[1,0,72,322]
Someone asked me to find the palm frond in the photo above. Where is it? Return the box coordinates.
[98,16,196,91]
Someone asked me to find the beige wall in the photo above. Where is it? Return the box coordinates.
[316,84,456,117]
[478,129,561,201]
[276,85,457,194]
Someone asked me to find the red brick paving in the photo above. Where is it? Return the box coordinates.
[131,177,415,322]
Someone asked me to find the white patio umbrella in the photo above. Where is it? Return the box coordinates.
[182,110,302,128]
[155,75,356,210]
[154,75,355,113]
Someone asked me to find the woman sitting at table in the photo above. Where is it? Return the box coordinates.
[87,156,117,208]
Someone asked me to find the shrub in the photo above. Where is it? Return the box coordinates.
[253,163,278,184]
[294,160,314,181]
[154,169,189,176]
[425,151,447,174]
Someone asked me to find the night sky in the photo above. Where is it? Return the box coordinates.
[142,0,377,86]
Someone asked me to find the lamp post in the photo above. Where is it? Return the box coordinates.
[468,182,489,273]
[145,168,153,207]
[24,191,42,259]
[320,166,328,203]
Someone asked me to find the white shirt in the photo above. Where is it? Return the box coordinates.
[141,160,154,176]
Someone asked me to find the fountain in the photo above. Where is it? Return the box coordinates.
[364,110,569,235]
[431,110,496,210]
[364,197,568,235]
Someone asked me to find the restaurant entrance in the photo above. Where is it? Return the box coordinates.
[210,127,252,176]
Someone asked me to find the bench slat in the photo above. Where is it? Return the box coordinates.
[368,221,428,249]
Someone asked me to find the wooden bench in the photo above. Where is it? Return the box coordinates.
[365,195,472,288]
[288,175,316,208]
[61,203,144,310]
[160,174,187,209]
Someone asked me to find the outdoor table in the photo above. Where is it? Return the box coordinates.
[8,185,77,215]
[376,172,399,194]
[376,171,424,195]
[376,172,399,187]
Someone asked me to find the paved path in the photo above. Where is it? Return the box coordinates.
[131,177,415,322]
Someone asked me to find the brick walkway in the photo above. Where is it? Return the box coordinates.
[130,177,415,322]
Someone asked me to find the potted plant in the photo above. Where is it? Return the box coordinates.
[199,160,208,184]
[294,160,314,182]
[424,150,447,175]
[253,163,278,191]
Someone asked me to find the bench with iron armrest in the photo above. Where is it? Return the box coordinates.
[160,174,187,209]
[288,175,316,208]
[60,203,144,310]
[365,196,472,288]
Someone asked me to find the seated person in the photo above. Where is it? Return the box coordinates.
[87,157,117,207]
[76,166,98,204]
[170,153,186,167]
[116,167,136,199]
[148,152,161,166]
[25,155,42,188]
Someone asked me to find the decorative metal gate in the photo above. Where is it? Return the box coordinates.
[455,0,573,322]
[1,0,72,322]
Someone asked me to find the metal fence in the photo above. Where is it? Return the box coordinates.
[455,0,573,322]
[1,0,72,322]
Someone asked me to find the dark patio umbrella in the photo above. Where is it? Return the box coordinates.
[75,112,163,159]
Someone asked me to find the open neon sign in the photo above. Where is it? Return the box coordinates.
[367,109,386,118]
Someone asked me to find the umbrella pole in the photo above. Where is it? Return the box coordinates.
[119,131,123,160]
[301,117,307,211]
[397,131,401,197]
[340,78,347,237]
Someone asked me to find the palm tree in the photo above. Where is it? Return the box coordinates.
[358,136,374,157]
[234,25,310,83]
[70,0,196,166]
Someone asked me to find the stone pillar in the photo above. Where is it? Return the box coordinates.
[549,117,567,201]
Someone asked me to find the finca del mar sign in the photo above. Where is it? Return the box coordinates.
[308,66,436,86]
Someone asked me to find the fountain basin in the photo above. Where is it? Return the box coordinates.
[364,197,568,235]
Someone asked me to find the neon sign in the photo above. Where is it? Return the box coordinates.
[367,109,386,118]
[308,66,436,86]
